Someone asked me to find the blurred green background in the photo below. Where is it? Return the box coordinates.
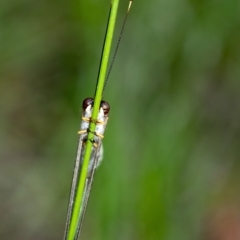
[1,0,240,239]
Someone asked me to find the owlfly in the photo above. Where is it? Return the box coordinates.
[63,1,133,239]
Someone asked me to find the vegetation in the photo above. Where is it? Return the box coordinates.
[1,0,240,239]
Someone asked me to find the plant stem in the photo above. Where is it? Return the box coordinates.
[67,0,120,239]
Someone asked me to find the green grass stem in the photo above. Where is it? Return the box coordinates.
[67,0,120,239]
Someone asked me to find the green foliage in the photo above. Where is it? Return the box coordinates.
[1,0,240,239]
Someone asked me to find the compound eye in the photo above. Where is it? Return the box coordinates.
[100,100,110,115]
[82,98,94,110]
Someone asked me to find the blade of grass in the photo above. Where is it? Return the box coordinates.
[67,0,120,239]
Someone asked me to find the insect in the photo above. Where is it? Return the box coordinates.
[64,98,110,239]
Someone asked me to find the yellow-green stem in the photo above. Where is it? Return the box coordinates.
[67,0,120,239]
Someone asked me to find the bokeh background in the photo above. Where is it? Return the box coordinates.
[1,0,240,239]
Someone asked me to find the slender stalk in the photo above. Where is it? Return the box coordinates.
[67,0,120,239]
